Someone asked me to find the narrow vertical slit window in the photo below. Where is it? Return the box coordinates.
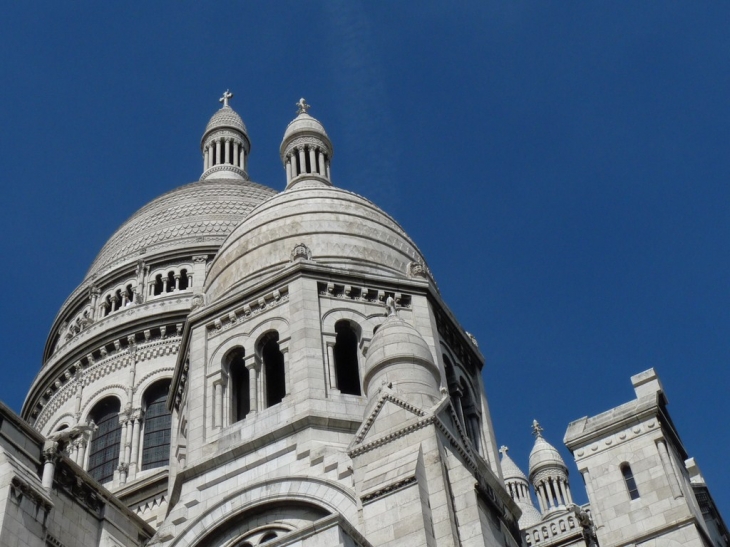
[333,320,361,395]
[261,332,285,407]
[229,348,250,422]
[621,463,640,500]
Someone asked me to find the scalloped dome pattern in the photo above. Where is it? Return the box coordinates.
[85,180,277,279]
[500,452,528,482]
[205,106,247,135]
[529,436,568,475]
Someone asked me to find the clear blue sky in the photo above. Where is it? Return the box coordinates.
[0,3,728,515]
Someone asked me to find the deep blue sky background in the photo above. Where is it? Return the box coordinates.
[0,3,728,515]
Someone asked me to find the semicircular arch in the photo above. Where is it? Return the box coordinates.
[169,476,357,547]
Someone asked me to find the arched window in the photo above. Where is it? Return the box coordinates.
[228,348,250,422]
[88,397,122,483]
[153,274,164,296]
[142,380,172,470]
[260,332,285,408]
[179,269,189,291]
[621,463,640,500]
[333,321,361,395]
[166,271,175,293]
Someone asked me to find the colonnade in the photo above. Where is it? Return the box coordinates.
[285,144,330,183]
[534,475,573,513]
[204,137,247,172]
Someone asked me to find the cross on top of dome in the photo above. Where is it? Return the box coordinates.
[220,90,233,107]
[499,445,509,457]
[296,97,310,114]
[532,419,544,438]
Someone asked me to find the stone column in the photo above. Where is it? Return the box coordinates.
[318,150,326,176]
[240,147,245,171]
[162,276,169,293]
[204,146,209,170]
[119,417,129,466]
[535,483,546,513]
[129,411,143,477]
[326,160,331,179]
[298,147,306,176]
[557,479,568,506]
[246,362,259,414]
[174,274,181,291]
[90,288,100,320]
[42,442,59,490]
[326,343,337,390]
[286,157,292,183]
[215,139,221,165]
[214,382,223,427]
[308,147,317,174]
[78,435,88,469]
[233,142,239,167]
[224,139,230,164]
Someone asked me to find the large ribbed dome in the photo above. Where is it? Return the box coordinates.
[85,179,277,280]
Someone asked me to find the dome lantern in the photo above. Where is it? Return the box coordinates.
[201,91,251,181]
[528,420,573,516]
[280,98,333,189]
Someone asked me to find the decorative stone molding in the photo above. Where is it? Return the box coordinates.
[317,281,412,308]
[290,242,312,262]
[361,476,417,504]
[205,286,289,338]
[573,419,657,458]
[200,164,248,180]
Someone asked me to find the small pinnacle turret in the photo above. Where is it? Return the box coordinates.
[280,98,333,189]
[200,91,251,181]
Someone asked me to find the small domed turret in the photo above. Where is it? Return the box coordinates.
[528,420,573,516]
[280,98,333,189]
[201,91,251,181]
[362,298,441,409]
[500,445,542,527]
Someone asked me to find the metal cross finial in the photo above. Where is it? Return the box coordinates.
[220,90,233,107]
[532,419,544,438]
[499,445,509,457]
[296,97,310,114]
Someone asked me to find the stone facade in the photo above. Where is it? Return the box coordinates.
[1,94,725,546]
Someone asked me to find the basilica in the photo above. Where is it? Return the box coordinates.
[0,94,725,546]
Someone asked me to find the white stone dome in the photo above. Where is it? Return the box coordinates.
[280,112,331,150]
[85,179,276,280]
[204,184,431,302]
[529,435,568,475]
[203,105,248,138]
